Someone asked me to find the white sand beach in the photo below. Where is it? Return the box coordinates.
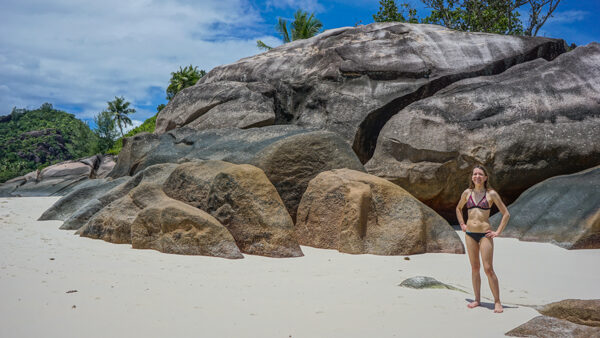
[1,197,599,338]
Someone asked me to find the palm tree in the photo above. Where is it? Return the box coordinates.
[106,96,135,138]
[257,10,323,50]
[166,65,205,101]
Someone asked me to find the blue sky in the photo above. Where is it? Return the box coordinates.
[1,0,598,130]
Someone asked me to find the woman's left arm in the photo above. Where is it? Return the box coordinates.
[488,190,510,238]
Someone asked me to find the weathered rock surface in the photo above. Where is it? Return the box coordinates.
[251,130,365,220]
[399,276,462,291]
[38,177,129,221]
[506,316,600,337]
[156,81,276,133]
[77,163,178,241]
[163,160,303,257]
[131,188,243,259]
[538,299,600,327]
[295,169,464,255]
[0,154,117,197]
[366,42,600,221]
[108,126,364,219]
[106,132,160,178]
[156,23,565,164]
[490,166,600,249]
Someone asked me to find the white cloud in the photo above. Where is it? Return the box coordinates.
[123,119,144,134]
[265,0,325,13]
[0,0,270,121]
[547,10,589,24]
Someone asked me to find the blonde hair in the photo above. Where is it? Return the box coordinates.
[468,165,493,191]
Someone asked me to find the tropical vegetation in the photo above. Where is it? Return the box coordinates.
[374,0,562,36]
[0,103,98,183]
[257,10,323,50]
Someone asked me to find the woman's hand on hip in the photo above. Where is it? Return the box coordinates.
[486,230,499,239]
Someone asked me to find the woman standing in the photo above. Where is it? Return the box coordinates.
[456,165,510,313]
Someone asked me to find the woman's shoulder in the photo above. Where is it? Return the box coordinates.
[487,189,501,197]
[462,188,472,195]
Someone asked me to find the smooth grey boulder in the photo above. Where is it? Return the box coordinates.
[0,154,117,197]
[107,132,160,178]
[156,23,565,163]
[399,276,463,291]
[62,164,176,230]
[490,166,600,249]
[107,126,365,219]
[38,177,128,221]
[366,42,600,221]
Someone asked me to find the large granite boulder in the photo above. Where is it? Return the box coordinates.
[506,316,600,337]
[156,23,565,163]
[131,197,243,259]
[77,163,178,242]
[163,160,303,257]
[108,126,364,219]
[538,299,600,327]
[106,132,160,178]
[38,177,129,221]
[0,154,117,197]
[490,166,600,249]
[366,43,600,221]
[295,169,464,255]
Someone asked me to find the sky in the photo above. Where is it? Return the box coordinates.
[1,0,598,130]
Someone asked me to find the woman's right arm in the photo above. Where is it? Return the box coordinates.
[456,189,469,231]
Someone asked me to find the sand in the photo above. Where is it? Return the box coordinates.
[1,197,599,338]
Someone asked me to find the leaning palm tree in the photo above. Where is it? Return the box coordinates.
[106,96,135,138]
[257,10,323,50]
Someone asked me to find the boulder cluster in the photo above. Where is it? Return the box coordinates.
[4,22,599,255]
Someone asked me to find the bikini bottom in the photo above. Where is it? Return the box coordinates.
[466,232,487,243]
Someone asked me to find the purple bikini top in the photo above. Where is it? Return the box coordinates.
[466,190,491,210]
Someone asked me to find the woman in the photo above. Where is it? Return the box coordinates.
[456,165,510,313]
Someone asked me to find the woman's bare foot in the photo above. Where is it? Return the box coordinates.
[467,301,480,309]
[494,302,504,313]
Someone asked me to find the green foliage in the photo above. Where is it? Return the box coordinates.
[422,0,524,35]
[106,96,135,138]
[373,0,561,36]
[93,110,118,154]
[373,0,419,23]
[107,113,157,155]
[166,65,206,101]
[257,10,323,50]
[0,103,98,183]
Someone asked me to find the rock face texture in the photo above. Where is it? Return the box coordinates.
[506,316,600,337]
[163,161,302,257]
[490,166,600,249]
[108,126,364,219]
[38,177,129,221]
[399,276,463,291]
[0,155,117,197]
[295,169,464,255]
[507,299,600,337]
[366,43,600,221]
[45,161,304,258]
[78,163,178,244]
[155,23,565,163]
[131,197,243,259]
[538,299,600,327]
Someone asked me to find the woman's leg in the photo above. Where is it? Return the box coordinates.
[480,237,503,313]
[465,234,481,308]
